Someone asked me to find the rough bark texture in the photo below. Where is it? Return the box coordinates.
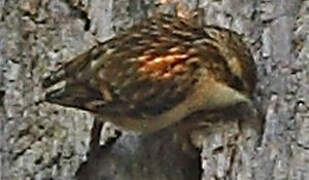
[1,0,308,180]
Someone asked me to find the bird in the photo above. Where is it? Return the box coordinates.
[42,13,257,134]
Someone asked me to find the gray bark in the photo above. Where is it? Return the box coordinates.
[1,0,308,179]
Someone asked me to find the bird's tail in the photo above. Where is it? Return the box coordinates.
[42,47,103,111]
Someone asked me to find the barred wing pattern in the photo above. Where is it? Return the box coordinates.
[43,14,256,132]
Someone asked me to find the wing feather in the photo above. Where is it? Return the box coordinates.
[44,15,248,118]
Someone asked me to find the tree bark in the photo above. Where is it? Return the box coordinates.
[1,0,308,179]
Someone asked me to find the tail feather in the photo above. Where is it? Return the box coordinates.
[43,47,102,110]
[42,69,66,88]
[44,80,103,111]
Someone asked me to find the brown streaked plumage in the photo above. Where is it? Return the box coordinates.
[43,14,256,133]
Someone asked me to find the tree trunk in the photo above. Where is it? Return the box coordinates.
[1,0,308,179]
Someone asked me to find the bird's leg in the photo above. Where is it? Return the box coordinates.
[88,116,104,157]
